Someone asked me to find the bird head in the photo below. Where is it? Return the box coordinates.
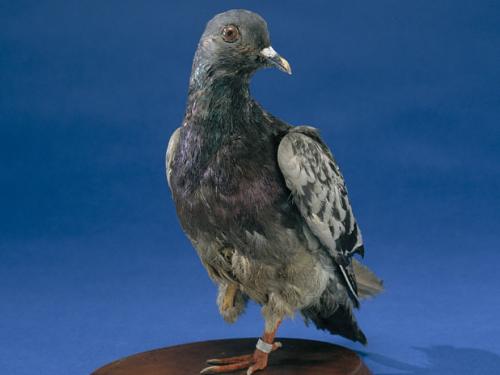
[192,9,291,83]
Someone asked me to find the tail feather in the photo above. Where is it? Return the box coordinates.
[302,303,367,345]
[301,280,367,345]
[352,259,384,299]
[302,261,382,345]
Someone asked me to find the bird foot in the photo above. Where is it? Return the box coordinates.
[201,342,282,375]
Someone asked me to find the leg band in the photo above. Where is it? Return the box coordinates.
[256,338,273,354]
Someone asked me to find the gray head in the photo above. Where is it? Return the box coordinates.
[192,9,291,83]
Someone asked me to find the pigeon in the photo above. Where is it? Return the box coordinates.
[166,9,383,374]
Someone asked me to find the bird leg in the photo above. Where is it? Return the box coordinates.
[201,319,282,375]
[221,283,238,312]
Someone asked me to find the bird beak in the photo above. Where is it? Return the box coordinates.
[260,46,292,75]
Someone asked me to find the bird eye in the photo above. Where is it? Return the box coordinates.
[221,25,240,43]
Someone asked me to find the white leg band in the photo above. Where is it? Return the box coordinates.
[256,338,273,354]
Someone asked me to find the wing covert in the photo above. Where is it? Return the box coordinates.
[277,126,364,301]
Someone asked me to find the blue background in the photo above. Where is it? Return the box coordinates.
[1,1,499,374]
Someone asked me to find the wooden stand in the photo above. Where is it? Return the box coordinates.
[92,338,372,375]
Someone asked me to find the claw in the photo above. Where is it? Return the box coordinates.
[200,359,253,374]
[246,365,258,375]
[200,366,215,375]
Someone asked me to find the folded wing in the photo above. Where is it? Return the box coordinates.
[277,126,364,303]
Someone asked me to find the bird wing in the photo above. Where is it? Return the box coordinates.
[165,127,181,189]
[277,126,364,302]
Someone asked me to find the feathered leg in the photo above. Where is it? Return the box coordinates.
[217,283,248,323]
[200,319,282,375]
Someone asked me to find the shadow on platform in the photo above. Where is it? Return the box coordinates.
[362,345,500,375]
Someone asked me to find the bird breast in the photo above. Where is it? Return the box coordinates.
[171,137,287,236]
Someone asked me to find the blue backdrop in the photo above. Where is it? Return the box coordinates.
[1,1,499,374]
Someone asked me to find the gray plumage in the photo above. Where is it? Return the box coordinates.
[166,9,382,344]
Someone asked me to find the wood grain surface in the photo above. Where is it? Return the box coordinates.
[92,338,372,375]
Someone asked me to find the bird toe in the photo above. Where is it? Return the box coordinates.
[206,354,253,365]
[201,359,253,374]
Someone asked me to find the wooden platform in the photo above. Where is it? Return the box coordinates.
[92,338,372,375]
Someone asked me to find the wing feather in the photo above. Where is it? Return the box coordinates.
[278,126,364,301]
[166,127,181,189]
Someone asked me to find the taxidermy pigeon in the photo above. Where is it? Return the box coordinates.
[166,9,383,374]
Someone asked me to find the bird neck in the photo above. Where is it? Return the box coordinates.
[186,59,254,128]
[178,67,255,169]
